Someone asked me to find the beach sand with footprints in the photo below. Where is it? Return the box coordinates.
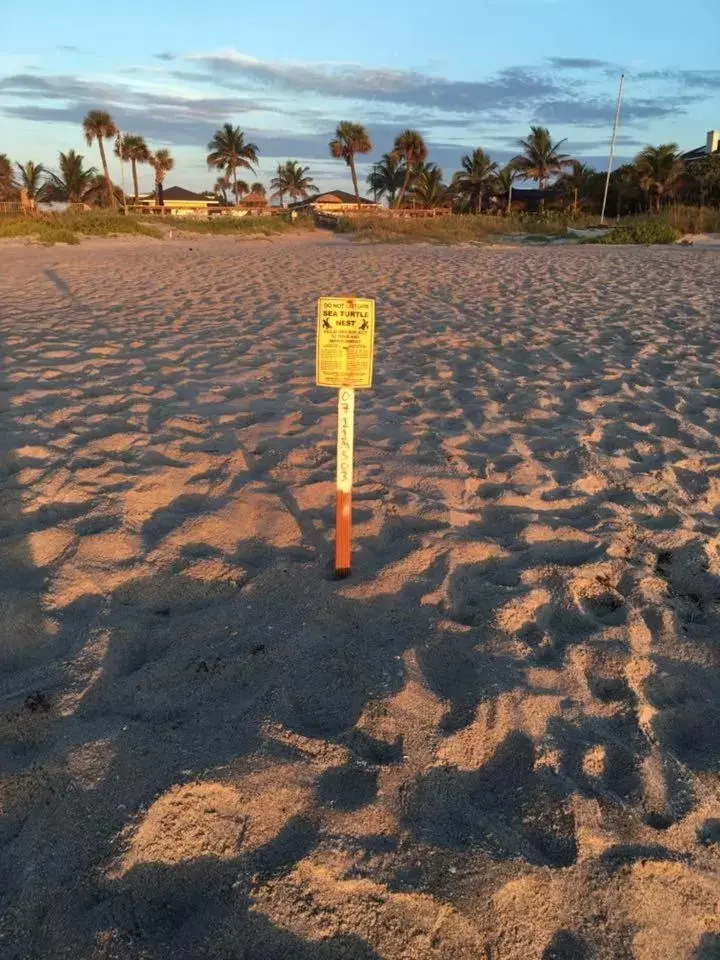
[1,233,719,959]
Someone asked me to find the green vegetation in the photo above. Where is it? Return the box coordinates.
[366,153,405,205]
[0,211,161,244]
[2,105,719,249]
[82,110,118,209]
[149,148,174,205]
[115,134,150,202]
[335,213,573,244]
[659,204,720,234]
[43,150,101,203]
[452,148,498,213]
[0,217,79,244]
[270,160,317,207]
[206,124,258,205]
[0,209,314,244]
[392,129,428,209]
[329,122,373,203]
[167,215,310,236]
[584,205,720,245]
[588,220,680,245]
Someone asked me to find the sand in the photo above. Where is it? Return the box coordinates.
[0,233,719,960]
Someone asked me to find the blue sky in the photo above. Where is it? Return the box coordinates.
[2,0,719,193]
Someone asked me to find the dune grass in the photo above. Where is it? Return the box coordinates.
[0,212,161,244]
[335,206,720,245]
[658,204,720,234]
[334,213,581,244]
[586,206,720,245]
[0,216,80,245]
[168,215,310,236]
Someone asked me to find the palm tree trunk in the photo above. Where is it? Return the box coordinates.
[349,154,360,203]
[97,138,115,208]
[396,167,412,209]
[232,165,238,206]
[131,159,139,202]
[573,188,578,215]
[507,182,513,215]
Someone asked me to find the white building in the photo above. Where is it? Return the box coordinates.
[683,130,720,163]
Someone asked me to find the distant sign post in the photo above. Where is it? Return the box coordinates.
[316,297,376,578]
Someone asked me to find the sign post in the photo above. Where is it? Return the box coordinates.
[316,297,375,578]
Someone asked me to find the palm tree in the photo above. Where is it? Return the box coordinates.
[206,124,258,205]
[270,160,317,207]
[115,133,150,202]
[558,161,595,215]
[214,175,230,204]
[235,179,249,201]
[0,153,17,200]
[329,122,372,203]
[250,182,266,197]
[366,153,405,205]
[513,126,572,211]
[409,163,446,208]
[492,163,521,215]
[610,164,641,217]
[285,162,316,203]
[82,110,118,208]
[392,130,427,208]
[633,144,684,212]
[452,148,498,214]
[270,163,288,208]
[42,150,98,203]
[15,161,45,201]
[149,148,174,206]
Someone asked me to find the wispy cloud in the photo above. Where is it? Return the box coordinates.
[0,50,715,163]
[184,50,560,115]
[635,68,720,90]
[534,95,696,127]
[546,57,613,69]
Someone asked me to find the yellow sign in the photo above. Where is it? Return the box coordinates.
[316,297,375,388]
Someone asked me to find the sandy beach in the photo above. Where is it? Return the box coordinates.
[1,233,719,959]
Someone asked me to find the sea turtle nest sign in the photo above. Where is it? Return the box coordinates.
[316,297,376,389]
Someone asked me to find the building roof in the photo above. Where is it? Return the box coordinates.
[683,146,710,163]
[241,193,267,205]
[162,186,213,202]
[290,190,377,209]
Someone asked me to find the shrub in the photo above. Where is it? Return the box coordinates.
[169,215,305,235]
[0,211,161,244]
[329,213,570,244]
[590,220,681,245]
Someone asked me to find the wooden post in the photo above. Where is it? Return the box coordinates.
[335,386,355,578]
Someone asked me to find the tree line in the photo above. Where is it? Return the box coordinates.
[2,109,719,214]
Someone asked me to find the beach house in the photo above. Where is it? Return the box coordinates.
[289,190,378,213]
[682,129,720,164]
[138,186,219,215]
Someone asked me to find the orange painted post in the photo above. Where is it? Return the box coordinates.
[316,297,375,579]
[335,387,355,577]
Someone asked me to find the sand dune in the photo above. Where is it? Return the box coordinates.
[0,234,719,959]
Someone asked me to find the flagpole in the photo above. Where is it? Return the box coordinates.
[600,73,624,225]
